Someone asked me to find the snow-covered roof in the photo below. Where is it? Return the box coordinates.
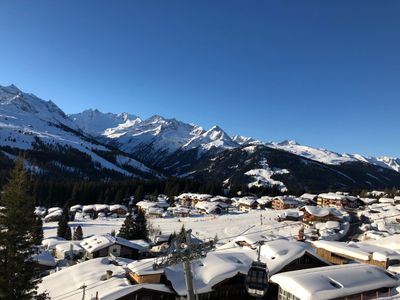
[195,201,227,213]
[80,234,145,253]
[359,198,378,205]
[44,209,63,221]
[32,250,57,267]
[165,250,253,296]
[47,207,62,214]
[318,193,347,200]
[82,204,96,212]
[34,206,47,216]
[136,200,158,210]
[209,195,230,202]
[260,239,321,275]
[109,204,128,212]
[42,237,66,249]
[273,195,300,205]
[148,207,164,215]
[238,197,258,206]
[379,197,395,204]
[301,206,339,217]
[94,204,109,211]
[233,232,285,248]
[70,204,83,212]
[101,283,174,300]
[55,241,84,254]
[270,264,399,300]
[300,193,317,200]
[313,240,370,261]
[38,257,134,300]
[128,258,163,276]
[256,196,273,205]
[176,193,212,201]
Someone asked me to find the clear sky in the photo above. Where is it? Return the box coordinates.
[0,1,399,157]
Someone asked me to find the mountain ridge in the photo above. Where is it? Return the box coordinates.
[1,84,399,192]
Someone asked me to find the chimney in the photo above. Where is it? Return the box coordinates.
[106,270,113,280]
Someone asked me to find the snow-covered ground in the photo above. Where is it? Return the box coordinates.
[43,210,304,243]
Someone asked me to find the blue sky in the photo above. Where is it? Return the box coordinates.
[0,1,399,157]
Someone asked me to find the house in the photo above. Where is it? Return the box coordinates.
[43,208,63,222]
[54,241,84,260]
[137,200,169,216]
[299,193,318,205]
[38,257,175,300]
[237,197,258,211]
[80,234,147,260]
[109,204,128,217]
[82,204,96,217]
[176,193,212,207]
[69,204,83,213]
[300,206,341,224]
[272,196,300,210]
[195,201,228,214]
[256,196,273,209]
[359,197,378,205]
[312,240,400,269]
[317,193,346,208]
[32,250,57,274]
[128,250,253,299]
[167,206,190,217]
[94,204,110,216]
[270,264,399,300]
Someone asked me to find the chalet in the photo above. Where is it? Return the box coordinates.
[312,240,400,269]
[272,196,301,210]
[137,200,170,216]
[80,234,147,260]
[176,193,212,207]
[195,201,228,214]
[69,204,82,213]
[359,197,378,205]
[54,241,84,260]
[94,204,110,216]
[256,196,273,209]
[32,250,57,274]
[109,204,128,217]
[209,195,231,205]
[300,193,318,205]
[271,264,399,300]
[167,206,190,217]
[317,192,359,209]
[44,208,63,222]
[38,257,175,300]
[237,197,258,211]
[82,204,96,217]
[300,206,341,224]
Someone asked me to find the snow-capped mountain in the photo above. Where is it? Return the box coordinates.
[0,84,156,179]
[1,84,400,191]
[70,109,141,137]
[71,111,240,164]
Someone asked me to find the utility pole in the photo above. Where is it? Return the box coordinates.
[153,229,215,300]
[80,283,87,300]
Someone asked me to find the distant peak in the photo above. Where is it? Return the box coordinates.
[278,139,299,146]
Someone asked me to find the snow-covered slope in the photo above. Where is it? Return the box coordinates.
[350,154,400,173]
[70,109,140,137]
[269,140,356,165]
[0,84,156,178]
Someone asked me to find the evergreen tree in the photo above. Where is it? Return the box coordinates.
[73,225,83,241]
[134,185,144,203]
[110,229,116,237]
[65,227,72,241]
[117,212,136,240]
[32,217,44,245]
[0,159,47,299]
[57,206,70,239]
[134,209,148,240]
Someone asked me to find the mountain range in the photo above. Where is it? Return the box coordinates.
[1,84,399,192]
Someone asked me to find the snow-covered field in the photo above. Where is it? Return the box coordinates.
[43,210,303,242]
